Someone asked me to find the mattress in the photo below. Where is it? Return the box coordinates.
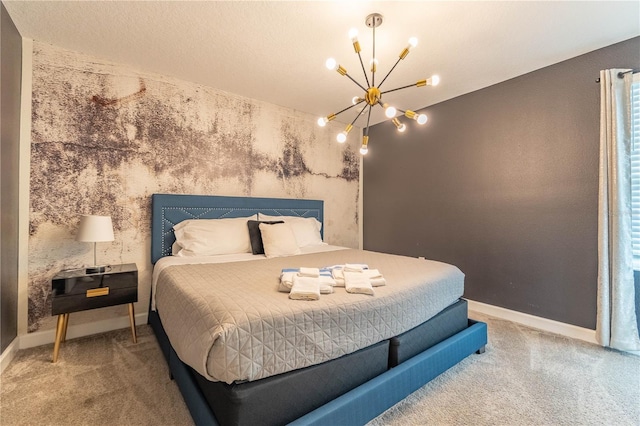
[155,248,464,384]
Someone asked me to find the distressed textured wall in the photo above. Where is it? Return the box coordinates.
[29,42,360,332]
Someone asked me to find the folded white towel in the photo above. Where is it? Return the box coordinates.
[330,267,384,288]
[344,271,374,296]
[344,263,368,272]
[319,282,334,294]
[299,267,320,277]
[289,275,320,300]
[319,274,336,286]
[364,269,386,287]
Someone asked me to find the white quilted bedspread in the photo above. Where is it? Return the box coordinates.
[155,249,464,384]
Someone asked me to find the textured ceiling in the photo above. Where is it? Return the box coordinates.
[4,1,639,127]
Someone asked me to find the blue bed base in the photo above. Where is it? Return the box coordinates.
[149,193,488,425]
[151,310,486,426]
[291,321,487,425]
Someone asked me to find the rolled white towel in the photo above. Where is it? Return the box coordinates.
[344,271,374,296]
[289,275,320,300]
[370,277,386,287]
[364,268,382,278]
[364,269,386,287]
[299,267,320,277]
[319,274,337,287]
[319,282,334,294]
[279,271,296,292]
[331,268,345,287]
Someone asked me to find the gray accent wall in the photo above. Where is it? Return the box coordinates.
[1,2,22,353]
[364,37,640,329]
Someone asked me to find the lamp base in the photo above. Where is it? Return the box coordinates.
[86,265,108,274]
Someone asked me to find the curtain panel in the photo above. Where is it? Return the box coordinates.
[597,68,640,354]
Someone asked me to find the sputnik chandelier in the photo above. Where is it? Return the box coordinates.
[317,13,439,155]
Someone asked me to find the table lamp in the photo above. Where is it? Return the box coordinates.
[76,215,114,274]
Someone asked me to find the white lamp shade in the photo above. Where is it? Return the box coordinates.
[76,215,114,242]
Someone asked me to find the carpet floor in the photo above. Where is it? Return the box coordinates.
[1,312,638,425]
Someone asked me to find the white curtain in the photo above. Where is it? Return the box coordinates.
[597,68,640,354]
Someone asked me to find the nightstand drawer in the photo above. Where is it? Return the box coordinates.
[51,263,138,315]
[52,286,137,315]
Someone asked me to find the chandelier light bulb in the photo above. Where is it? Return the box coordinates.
[317,117,328,127]
[385,105,397,118]
[348,28,359,41]
[337,132,347,143]
[352,96,361,105]
[417,114,428,125]
[360,145,369,155]
[427,75,440,86]
[369,57,379,72]
[392,117,406,132]
[325,58,337,71]
[408,37,418,48]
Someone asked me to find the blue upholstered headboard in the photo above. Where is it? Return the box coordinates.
[151,194,324,264]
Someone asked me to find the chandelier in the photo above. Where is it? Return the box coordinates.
[317,13,439,155]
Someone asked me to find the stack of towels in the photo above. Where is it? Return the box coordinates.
[280,264,386,300]
[280,267,335,300]
[330,264,386,296]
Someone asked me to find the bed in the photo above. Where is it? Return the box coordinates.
[148,193,487,425]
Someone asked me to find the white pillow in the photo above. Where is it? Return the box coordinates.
[258,214,323,247]
[259,222,301,258]
[173,215,257,257]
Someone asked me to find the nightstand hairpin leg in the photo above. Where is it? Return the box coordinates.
[61,313,69,342]
[128,303,137,343]
[52,314,66,363]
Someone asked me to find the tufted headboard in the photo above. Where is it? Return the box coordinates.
[151,194,324,264]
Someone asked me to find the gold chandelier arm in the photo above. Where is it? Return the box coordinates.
[381,77,438,95]
[380,80,426,95]
[350,103,369,126]
[377,57,403,90]
[343,72,369,93]
[328,99,366,122]
[364,104,373,136]
[356,50,371,88]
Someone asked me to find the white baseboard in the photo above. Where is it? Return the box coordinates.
[0,338,20,374]
[466,299,597,345]
[18,312,148,350]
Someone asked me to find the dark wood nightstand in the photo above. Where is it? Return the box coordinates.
[51,263,138,362]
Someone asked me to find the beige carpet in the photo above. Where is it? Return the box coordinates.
[1,313,638,426]
[370,313,640,426]
[0,325,192,426]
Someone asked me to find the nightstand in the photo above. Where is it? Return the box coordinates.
[51,263,138,363]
